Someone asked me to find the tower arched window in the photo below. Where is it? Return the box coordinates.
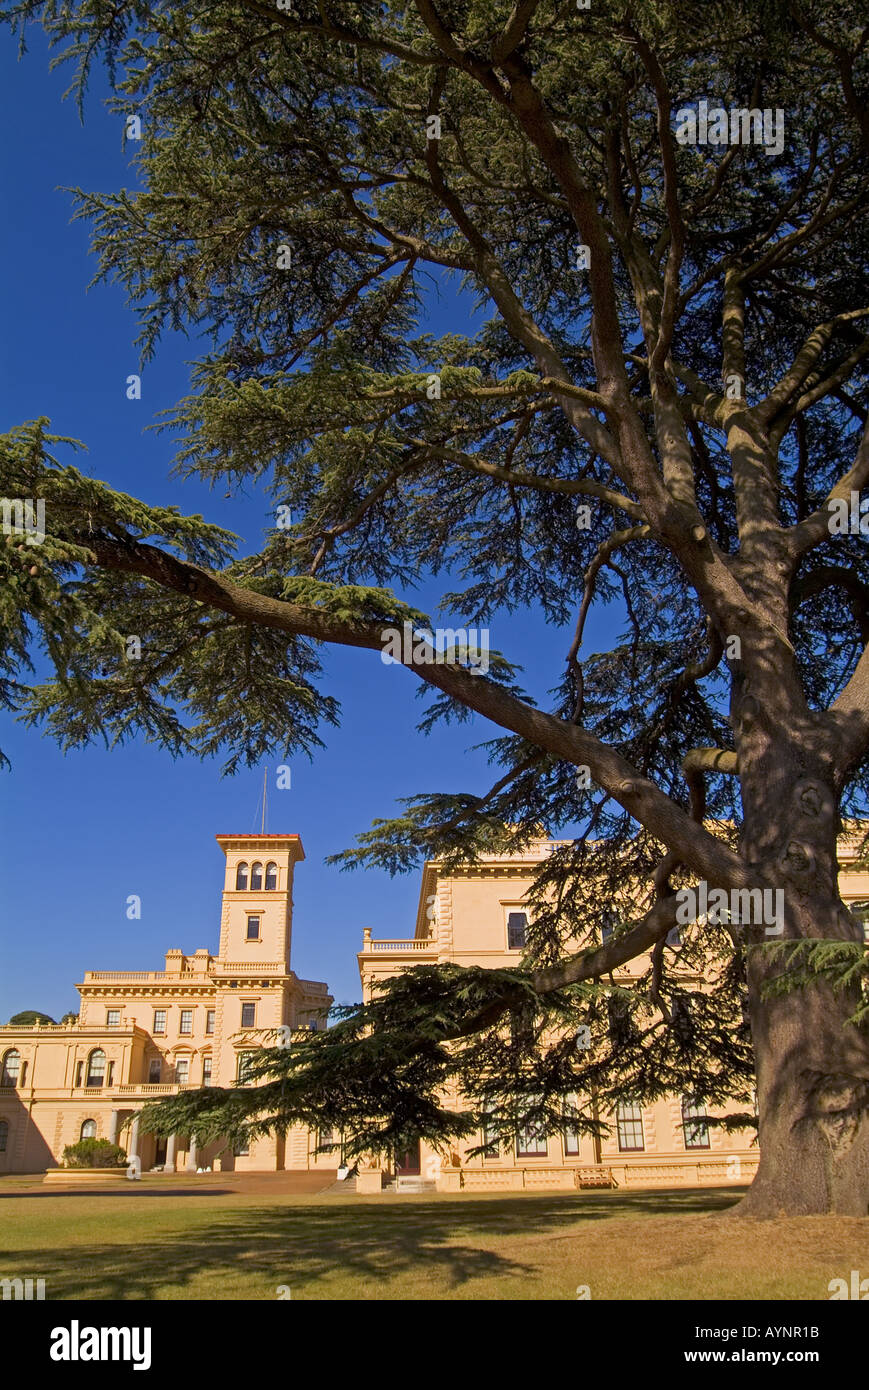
[250,862,263,890]
[0,1118,8,1152]
[85,1048,106,1088]
[80,1119,97,1141]
[265,862,277,891]
[235,862,249,890]
[1,1050,20,1087]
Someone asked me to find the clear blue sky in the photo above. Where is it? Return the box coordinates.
[0,27,616,1020]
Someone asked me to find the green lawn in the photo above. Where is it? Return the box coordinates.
[1,1176,864,1300]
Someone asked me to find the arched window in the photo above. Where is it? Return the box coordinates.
[80,1119,97,1140]
[0,1119,8,1152]
[250,862,263,890]
[85,1049,106,1088]
[265,862,277,891]
[1,1050,21,1087]
[235,862,249,890]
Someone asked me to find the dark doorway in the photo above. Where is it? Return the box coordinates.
[154,1138,167,1166]
[395,1140,420,1175]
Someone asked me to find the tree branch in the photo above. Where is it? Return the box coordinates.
[83,531,751,892]
[788,419,869,558]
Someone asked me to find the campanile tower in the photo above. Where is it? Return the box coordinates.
[215,833,305,969]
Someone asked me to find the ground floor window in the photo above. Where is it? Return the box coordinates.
[562,1094,581,1155]
[481,1108,500,1158]
[0,1119,8,1152]
[681,1096,710,1149]
[80,1119,97,1140]
[516,1124,548,1158]
[616,1101,645,1151]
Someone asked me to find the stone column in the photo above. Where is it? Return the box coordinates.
[166,1133,177,1172]
[186,1136,198,1173]
[108,1110,120,1144]
[128,1116,140,1159]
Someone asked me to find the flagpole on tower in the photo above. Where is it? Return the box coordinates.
[261,767,268,834]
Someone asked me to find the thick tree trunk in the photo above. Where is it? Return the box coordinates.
[740,949,869,1216]
[735,766,869,1216]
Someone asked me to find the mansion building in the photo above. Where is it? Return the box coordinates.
[0,835,335,1177]
[2,829,868,1192]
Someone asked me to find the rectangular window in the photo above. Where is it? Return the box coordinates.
[616,1101,645,1152]
[481,1108,500,1158]
[608,994,634,1048]
[600,909,619,943]
[237,1052,255,1083]
[246,916,261,941]
[179,1009,193,1035]
[153,1009,167,1035]
[516,1123,548,1158]
[175,1058,189,1085]
[682,1096,710,1150]
[106,1009,120,1027]
[506,911,527,951]
[563,1095,581,1156]
[241,1002,256,1029]
[202,1056,212,1086]
[205,1010,215,1035]
[74,1061,83,1088]
[672,995,693,1043]
[148,1059,161,1084]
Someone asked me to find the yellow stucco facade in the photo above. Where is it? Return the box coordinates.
[2,827,868,1193]
[355,831,869,1193]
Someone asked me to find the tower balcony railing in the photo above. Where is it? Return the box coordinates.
[210,961,286,975]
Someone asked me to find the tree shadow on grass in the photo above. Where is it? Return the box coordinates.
[1,1187,746,1300]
